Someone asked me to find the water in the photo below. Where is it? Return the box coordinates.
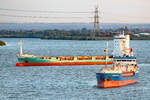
[0,38,150,100]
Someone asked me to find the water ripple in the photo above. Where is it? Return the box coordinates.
[0,38,150,100]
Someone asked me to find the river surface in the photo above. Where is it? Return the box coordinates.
[0,38,150,100]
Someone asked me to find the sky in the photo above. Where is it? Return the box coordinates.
[0,0,150,23]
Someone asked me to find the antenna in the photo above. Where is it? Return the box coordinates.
[19,40,23,56]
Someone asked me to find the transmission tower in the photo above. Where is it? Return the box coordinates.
[93,6,100,36]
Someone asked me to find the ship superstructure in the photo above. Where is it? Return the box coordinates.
[113,31,132,57]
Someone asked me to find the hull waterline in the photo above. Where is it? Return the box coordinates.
[16,61,113,66]
[97,79,136,88]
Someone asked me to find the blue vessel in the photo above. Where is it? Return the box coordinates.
[96,32,138,88]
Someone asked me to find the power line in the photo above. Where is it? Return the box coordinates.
[0,14,93,19]
[1,13,150,23]
[0,8,93,14]
[1,8,149,23]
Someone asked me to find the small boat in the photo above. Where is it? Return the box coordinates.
[96,32,138,88]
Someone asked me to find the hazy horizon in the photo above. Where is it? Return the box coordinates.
[0,23,150,30]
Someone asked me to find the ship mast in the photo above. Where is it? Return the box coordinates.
[105,41,108,67]
[19,40,23,56]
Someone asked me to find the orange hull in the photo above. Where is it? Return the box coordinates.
[16,62,113,66]
[97,79,136,88]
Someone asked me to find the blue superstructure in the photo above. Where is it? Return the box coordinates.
[113,56,136,59]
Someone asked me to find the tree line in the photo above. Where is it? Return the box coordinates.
[0,27,149,40]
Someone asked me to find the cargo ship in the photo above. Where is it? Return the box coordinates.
[96,32,138,88]
[16,41,113,66]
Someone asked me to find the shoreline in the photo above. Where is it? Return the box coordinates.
[0,36,150,40]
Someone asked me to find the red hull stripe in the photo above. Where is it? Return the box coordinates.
[97,79,136,88]
[16,62,113,66]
